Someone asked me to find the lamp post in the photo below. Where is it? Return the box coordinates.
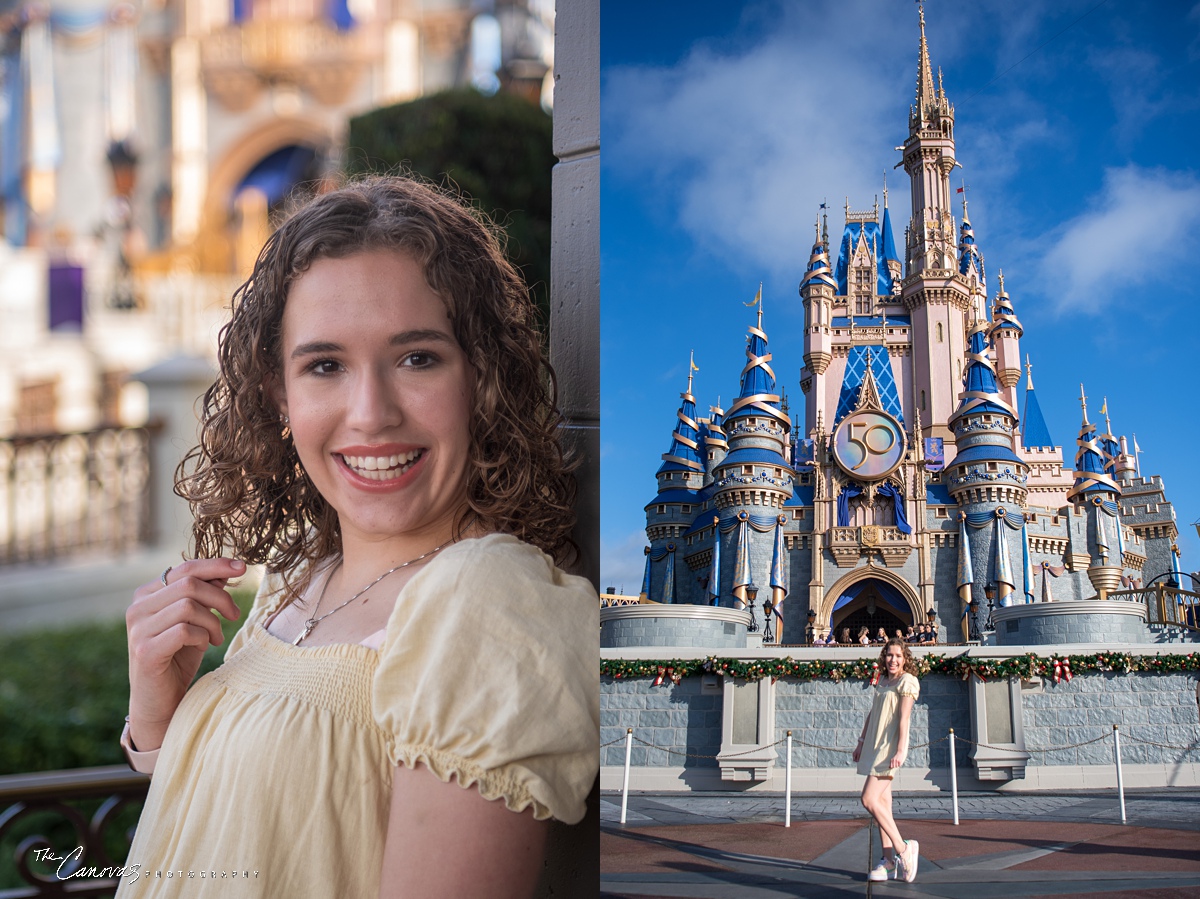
[762,598,775,643]
[746,584,759,633]
[984,584,997,633]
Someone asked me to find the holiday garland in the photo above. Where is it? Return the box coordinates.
[601,651,1200,685]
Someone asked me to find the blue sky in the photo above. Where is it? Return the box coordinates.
[599,0,1200,593]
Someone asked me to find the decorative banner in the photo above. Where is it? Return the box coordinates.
[733,515,751,590]
[993,512,1015,608]
[661,544,676,604]
[957,513,973,642]
[1021,521,1035,604]
[769,515,787,592]
[924,437,944,472]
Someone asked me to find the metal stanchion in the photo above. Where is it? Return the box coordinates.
[1113,724,1126,824]
[620,728,633,825]
[949,728,959,826]
[785,730,793,828]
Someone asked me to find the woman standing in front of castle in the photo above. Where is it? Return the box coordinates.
[119,178,598,897]
[852,638,921,883]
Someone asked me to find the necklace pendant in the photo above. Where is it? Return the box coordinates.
[294,619,317,646]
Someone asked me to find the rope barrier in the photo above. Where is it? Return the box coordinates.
[608,722,1197,830]
[607,726,1199,764]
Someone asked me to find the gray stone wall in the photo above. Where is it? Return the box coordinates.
[997,610,1148,645]
[601,668,1200,773]
[1022,672,1197,765]
[772,676,971,770]
[600,615,747,649]
[601,676,722,769]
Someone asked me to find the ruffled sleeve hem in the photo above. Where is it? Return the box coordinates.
[390,742,553,822]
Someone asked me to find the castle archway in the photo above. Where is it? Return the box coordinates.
[820,568,923,643]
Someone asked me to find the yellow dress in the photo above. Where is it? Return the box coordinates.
[857,672,920,777]
[115,534,599,897]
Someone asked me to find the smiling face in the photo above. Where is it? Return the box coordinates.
[883,643,906,678]
[273,249,473,556]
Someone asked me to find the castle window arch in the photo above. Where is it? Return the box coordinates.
[936,322,944,343]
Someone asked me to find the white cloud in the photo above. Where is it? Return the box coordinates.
[600,528,649,596]
[1037,166,1200,312]
[604,0,918,278]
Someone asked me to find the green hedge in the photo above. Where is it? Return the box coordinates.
[345,88,553,328]
[0,588,256,776]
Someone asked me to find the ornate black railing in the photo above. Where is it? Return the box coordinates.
[0,766,148,898]
[0,426,153,566]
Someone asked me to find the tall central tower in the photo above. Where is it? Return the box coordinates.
[902,7,975,446]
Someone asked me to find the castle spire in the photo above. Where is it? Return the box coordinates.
[916,3,936,116]
[1067,386,1120,500]
[726,288,789,428]
[655,359,704,481]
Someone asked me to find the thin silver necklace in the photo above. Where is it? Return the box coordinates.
[292,542,451,646]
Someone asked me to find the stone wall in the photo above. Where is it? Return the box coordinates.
[601,650,1200,790]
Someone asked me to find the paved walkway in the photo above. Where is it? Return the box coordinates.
[601,790,1200,898]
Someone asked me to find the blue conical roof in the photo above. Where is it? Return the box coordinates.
[1021,386,1054,450]
[1067,391,1120,500]
[726,301,790,429]
[990,274,1022,337]
[958,214,985,288]
[951,321,1013,424]
[881,203,900,265]
[800,236,838,292]
[656,372,704,479]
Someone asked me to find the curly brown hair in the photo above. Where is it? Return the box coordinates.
[176,175,576,599]
[878,638,919,677]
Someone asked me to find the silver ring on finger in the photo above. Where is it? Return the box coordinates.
[160,565,173,587]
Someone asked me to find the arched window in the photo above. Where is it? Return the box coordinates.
[936,322,944,343]
[920,390,926,410]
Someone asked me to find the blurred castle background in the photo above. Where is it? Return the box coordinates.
[0,0,553,437]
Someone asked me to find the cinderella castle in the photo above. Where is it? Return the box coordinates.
[637,11,1187,646]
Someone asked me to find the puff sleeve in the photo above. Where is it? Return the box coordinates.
[372,535,599,824]
[898,672,920,700]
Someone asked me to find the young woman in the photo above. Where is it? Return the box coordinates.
[841,627,853,645]
[851,638,921,883]
[119,177,598,897]
[873,627,888,644]
[857,626,870,646]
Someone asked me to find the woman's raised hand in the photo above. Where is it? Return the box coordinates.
[126,559,245,752]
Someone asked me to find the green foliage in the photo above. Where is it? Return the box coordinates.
[345,88,554,326]
[0,587,256,776]
[601,650,1200,683]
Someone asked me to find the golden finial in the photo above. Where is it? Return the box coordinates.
[1079,384,1089,424]
[1024,354,1034,390]
[687,349,698,394]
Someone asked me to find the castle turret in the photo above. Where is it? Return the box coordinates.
[989,271,1023,408]
[712,290,794,608]
[902,5,957,278]
[701,397,728,483]
[945,319,1028,509]
[901,7,972,446]
[1066,386,1124,599]
[800,222,837,435]
[643,356,706,602]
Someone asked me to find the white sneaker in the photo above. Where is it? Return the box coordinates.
[900,839,919,883]
[868,856,895,882]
